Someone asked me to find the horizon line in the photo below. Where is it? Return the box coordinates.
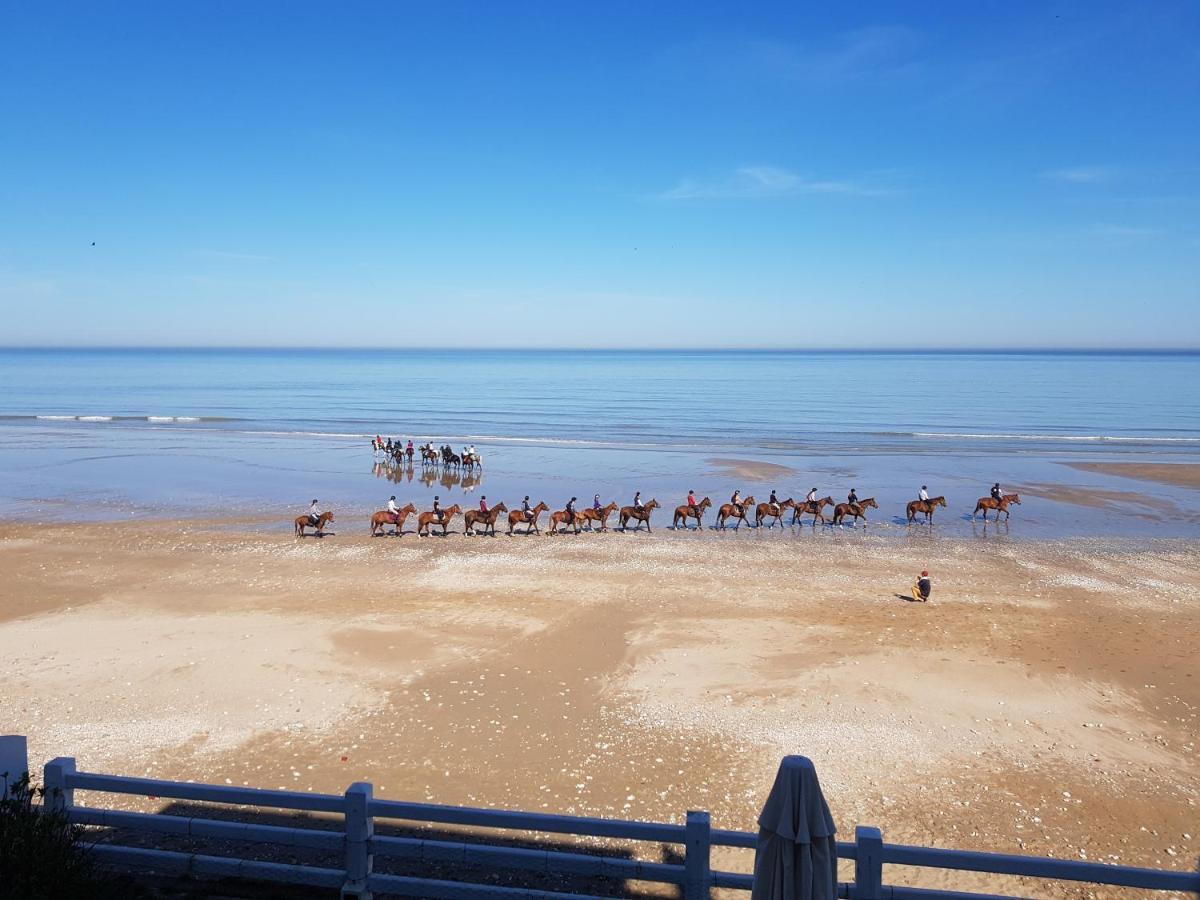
[1,345,1199,355]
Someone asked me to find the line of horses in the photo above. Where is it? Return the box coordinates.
[292,492,1021,537]
[373,443,483,472]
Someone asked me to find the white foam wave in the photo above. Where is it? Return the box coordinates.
[77,415,113,422]
[36,415,76,420]
[911,432,1200,444]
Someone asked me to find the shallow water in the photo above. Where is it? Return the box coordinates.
[1,349,1198,537]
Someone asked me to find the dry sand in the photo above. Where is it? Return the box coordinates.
[1,521,1198,897]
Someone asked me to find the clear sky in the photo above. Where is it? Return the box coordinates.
[1,1,1197,348]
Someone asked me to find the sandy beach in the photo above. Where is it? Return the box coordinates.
[2,519,1197,897]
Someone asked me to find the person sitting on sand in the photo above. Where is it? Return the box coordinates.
[307,499,321,525]
[566,496,576,525]
[432,495,443,522]
[806,487,818,504]
[479,495,488,514]
[593,493,602,510]
[847,488,859,506]
[911,569,932,602]
[919,485,930,503]
[991,482,1002,502]
[523,496,533,522]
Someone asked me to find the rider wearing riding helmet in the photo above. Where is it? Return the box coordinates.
[479,495,488,513]
[687,490,697,515]
[308,499,321,525]
[523,496,533,522]
[433,495,443,522]
[806,487,818,504]
[566,497,576,525]
[847,488,859,506]
[990,483,1002,501]
[593,493,602,510]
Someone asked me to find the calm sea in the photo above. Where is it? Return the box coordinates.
[1,349,1198,535]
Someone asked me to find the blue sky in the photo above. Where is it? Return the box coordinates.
[1,1,1197,348]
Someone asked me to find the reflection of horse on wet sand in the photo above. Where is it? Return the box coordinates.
[832,497,878,526]
[973,493,1020,521]
[295,511,334,536]
[370,503,416,536]
[464,502,507,536]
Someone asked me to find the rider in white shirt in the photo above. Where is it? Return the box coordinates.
[806,488,818,504]
[387,496,400,514]
[919,486,930,503]
[308,500,321,524]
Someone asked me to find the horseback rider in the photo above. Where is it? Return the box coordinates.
[479,495,488,514]
[593,493,602,511]
[523,496,534,522]
[387,495,400,520]
[687,489,698,515]
[919,485,930,503]
[806,487,818,505]
[730,489,741,513]
[847,488,859,506]
[307,499,321,525]
[566,496,576,525]
[990,483,1002,502]
[432,495,443,522]
[633,491,643,515]
[406,439,414,456]
[769,489,779,511]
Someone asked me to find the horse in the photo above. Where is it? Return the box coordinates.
[792,497,835,526]
[405,445,414,463]
[369,503,416,536]
[618,499,660,532]
[715,496,755,530]
[831,497,878,526]
[464,502,507,536]
[417,504,461,536]
[579,502,618,532]
[507,502,549,535]
[548,507,583,535]
[755,498,795,529]
[906,496,947,523]
[973,493,1020,521]
[295,511,335,536]
[421,445,439,467]
[672,497,712,529]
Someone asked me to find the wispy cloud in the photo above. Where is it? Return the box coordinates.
[658,166,894,201]
[1044,166,1118,184]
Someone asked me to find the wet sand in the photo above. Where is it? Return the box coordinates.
[2,520,1198,897]
[1064,462,1200,491]
[707,458,797,482]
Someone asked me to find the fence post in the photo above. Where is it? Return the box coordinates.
[341,781,373,900]
[852,825,884,899]
[43,757,76,813]
[0,735,28,794]
[684,809,712,900]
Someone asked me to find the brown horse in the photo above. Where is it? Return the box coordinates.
[464,502,507,536]
[579,502,618,531]
[791,497,835,526]
[507,502,549,535]
[618,498,660,532]
[548,507,584,535]
[672,497,712,529]
[370,503,416,536]
[420,446,439,466]
[906,496,947,523]
[295,511,335,536]
[755,498,795,528]
[715,496,755,529]
[973,493,1020,521]
[831,497,879,526]
[417,504,461,536]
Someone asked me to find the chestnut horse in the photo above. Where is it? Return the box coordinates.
[579,502,618,531]
[755,498,795,528]
[420,445,439,466]
[791,497,835,526]
[672,497,712,529]
[507,502,549,535]
[464,501,507,536]
[618,498,660,532]
[906,496,947,523]
[417,504,461,536]
[973,493,1020,521]
[295,511,335,536]
[715,496,754,530]
[370,503,416,536]
[831,497,878,526]
[548,507,584,535]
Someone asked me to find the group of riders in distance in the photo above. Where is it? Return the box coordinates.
[295,482,1021,537]
[371,436,482,471]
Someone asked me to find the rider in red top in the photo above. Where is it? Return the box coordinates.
[479,496,488,513]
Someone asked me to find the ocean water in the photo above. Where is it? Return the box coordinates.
[1,349,1198,537]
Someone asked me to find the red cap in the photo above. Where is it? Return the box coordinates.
[921,570,929,577]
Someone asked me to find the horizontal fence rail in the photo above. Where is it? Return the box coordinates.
[0,743,1191,899]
